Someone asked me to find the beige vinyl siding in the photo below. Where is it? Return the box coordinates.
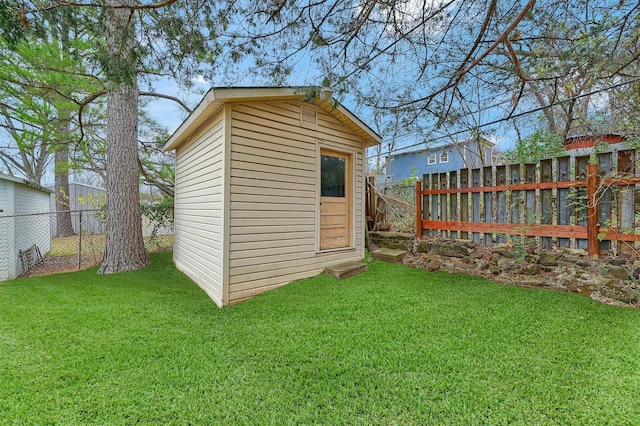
[227,100,366,303]
[173,112,226,306]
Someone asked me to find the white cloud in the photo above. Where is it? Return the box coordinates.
[192,75,208,85]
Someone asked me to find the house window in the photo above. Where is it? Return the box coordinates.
[440,152,449,163]
[427,154,436,165]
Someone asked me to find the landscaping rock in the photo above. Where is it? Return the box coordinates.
[565,282,578,292]
[539,253,558,266]
[401,236,639,308]
[425,258,441,271]
[576,284,596,297]
[563,248,588,258]
[404,258,417,268]
[607,265,630,281]
[461,241,477,249]
[476,260,489,270]
[618,252,633,261]
[416,240,431,254]
[469,249,484,259]
[371,231,414,251]
[432,242,468,258]
[525,279,549,287]
[497,258,520,273]
[523,263,540,275]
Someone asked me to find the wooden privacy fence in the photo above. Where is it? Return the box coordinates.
[415,150,640,259]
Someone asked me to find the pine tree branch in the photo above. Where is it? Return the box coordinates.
[139,91,192,113]
[35,0,179,12]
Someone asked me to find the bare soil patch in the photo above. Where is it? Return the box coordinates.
[23,256,101,277]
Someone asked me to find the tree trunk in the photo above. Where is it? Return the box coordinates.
[54,110,75,237]
[98,0,149,274]
[54,149,76,237]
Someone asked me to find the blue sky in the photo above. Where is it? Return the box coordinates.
[145,77,209,134]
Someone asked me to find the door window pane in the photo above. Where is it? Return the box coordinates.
[321,155,345,197]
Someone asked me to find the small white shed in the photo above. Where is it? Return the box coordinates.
[164,87,381,306]
[0,174,53,280]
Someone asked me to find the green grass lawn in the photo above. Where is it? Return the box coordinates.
[1,252,639,424]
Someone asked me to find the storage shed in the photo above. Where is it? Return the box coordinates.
[0,174,53,280]
[164,87,381,306]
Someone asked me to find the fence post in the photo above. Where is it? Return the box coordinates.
[540,159,553,249]
[586,164,600,259]
[77,210,83,269]
[366,176,375,231]
[415,180,423,239]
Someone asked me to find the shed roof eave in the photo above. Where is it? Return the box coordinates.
[0,173,53,194]
[163,89,219,151]
[163,87,381,151]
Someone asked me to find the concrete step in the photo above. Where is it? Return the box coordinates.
[371,248,408,263]
[325,262,368,280]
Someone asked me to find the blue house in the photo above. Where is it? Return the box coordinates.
[386,139,494,182]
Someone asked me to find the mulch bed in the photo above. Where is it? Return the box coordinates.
[22,246,172,278]
[22,256,101,278]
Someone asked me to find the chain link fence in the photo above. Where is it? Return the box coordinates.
[0,209,173,279]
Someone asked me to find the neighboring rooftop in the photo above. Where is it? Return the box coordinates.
[388,138,495,158]
[0,173,53,194]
